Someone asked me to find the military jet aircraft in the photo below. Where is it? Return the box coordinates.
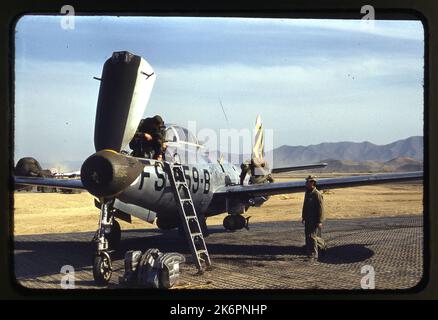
[14,51,423,285]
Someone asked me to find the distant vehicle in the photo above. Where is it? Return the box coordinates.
[53,171,82,193]
[14,157,56,192]
[54,171,81,179]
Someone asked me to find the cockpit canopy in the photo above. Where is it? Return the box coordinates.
[165,125,202,147]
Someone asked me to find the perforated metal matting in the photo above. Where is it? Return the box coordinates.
[14,215,423,290]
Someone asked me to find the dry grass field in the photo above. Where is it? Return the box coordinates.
[13,174,423,236]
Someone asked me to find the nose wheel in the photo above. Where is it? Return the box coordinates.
[92,199,116,286]
[93,251,112,286]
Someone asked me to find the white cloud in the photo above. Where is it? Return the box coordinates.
[149,57,423,146]
[277,19,424,41]
[14,49,423,163]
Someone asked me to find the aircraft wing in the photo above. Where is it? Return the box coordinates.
[214,171,423,198]
[14,176,85,190]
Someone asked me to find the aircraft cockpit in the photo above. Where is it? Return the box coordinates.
[165,125,203,148]
[164,125,212,164]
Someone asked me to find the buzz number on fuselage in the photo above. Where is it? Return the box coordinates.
[139,165,210,194]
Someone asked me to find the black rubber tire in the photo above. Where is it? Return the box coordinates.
[223,215,237,231]
[234,215,246,229]
[93,253,112,286]
[107,220,121,250]
[223,215,245,231]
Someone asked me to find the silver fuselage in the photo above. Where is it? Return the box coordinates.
[117,143,241,225]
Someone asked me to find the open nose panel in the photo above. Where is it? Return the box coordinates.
[94,51,156,152]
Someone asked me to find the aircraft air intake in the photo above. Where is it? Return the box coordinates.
[94,51,156,152]
[80,150,145,198]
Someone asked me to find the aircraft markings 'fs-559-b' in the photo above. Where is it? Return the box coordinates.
[14,51,423,286]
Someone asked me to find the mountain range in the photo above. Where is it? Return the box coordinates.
[41,136,423,173]
[310,157,423,173]
[222,136,423,172]
[267,136,423,167]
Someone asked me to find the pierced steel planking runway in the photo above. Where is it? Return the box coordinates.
[14,215,423,290]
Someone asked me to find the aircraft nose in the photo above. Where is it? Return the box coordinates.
[81,150,144,198]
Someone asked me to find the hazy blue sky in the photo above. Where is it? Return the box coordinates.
[14,16,424,165]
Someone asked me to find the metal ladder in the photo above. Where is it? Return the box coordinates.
[163,161,212,273]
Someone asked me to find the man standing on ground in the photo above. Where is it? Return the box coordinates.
[302,175,327,261]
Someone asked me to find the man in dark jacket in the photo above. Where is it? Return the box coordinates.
[130,115,166,160]
[302,175,327,260]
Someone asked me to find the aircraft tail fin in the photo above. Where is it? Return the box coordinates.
[251,115,265,163]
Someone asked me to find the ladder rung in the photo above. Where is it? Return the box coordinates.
[180,198,192,202]
[191,232,203,237]
[186,216,198,221]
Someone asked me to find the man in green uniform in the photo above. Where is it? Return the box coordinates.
[302,175,327,261]
[130,115,167,160]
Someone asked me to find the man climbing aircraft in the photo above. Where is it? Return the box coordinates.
[129,115,167,160]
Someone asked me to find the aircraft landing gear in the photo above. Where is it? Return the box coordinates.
[93,251,112,286]
[92,200,114,286]
[223,215,250,231]
[106,219,121,250]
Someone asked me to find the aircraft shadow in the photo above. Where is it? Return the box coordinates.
[318,244,374,264]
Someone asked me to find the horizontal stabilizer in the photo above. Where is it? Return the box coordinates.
[271,163,328,174]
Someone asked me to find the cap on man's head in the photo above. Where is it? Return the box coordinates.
[153,115,164,125]
[305,175,317,183]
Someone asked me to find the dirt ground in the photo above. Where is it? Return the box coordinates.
[13,175,423,235]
